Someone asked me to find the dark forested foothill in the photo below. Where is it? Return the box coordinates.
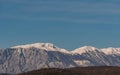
[17,66,120,75]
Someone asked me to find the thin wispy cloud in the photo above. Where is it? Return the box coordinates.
[7,1,120,14]
[1,14,120,25]
[1,0,120,25]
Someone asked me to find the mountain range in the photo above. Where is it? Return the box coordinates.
[0,43,120,74]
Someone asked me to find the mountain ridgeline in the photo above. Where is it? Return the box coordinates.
[0,43,120,74]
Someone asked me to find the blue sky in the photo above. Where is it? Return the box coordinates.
[0,0,120,50]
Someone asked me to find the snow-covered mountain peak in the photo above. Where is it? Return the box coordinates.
[11,43,57,50]
[101,47,120,55]
[71,46,98,54]
[79,46,96,50]
[11,43,69,53]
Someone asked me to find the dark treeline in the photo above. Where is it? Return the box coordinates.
[0,73,12,75]
[17,66,120,75]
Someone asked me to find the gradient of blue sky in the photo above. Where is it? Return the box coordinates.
[0,0,120,50]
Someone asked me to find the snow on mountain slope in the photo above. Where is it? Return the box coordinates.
[101,47,120,55]
[71,46,108,66]
[12,43,69,54]
[0,48,75,74]
[12,43,57,50]
[74,60,92,67]
[71,46,99,54]
[0,43,120,74]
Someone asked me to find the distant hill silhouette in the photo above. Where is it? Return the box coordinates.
[17,66,120,75]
